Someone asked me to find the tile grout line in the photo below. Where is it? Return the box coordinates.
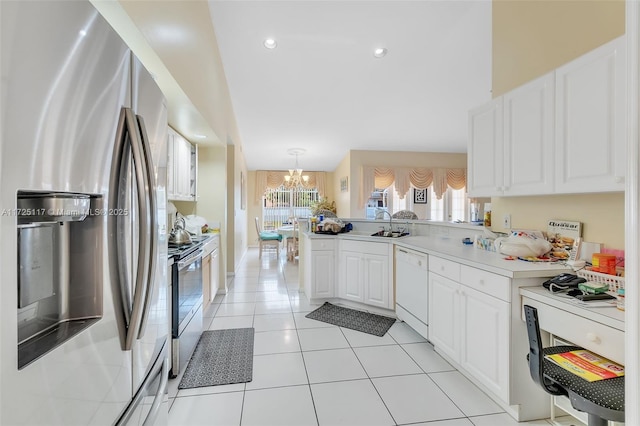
[289,284,321,426]
[337,325,400,426]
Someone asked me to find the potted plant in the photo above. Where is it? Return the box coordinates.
[309,197,336,216]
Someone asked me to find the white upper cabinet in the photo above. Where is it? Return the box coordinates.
[555,36,626,193]
[167,127,198,201]
[468,35,626,197]
[468,98,503,197]
[503,72,555,195]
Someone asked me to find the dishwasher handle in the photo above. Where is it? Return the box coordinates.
[396,249,428,270]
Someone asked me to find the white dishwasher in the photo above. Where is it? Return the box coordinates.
[395,247,429,339]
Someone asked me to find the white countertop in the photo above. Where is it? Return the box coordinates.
[304,231,572,279]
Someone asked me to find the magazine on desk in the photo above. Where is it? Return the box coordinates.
[546,220,582,261]
[545,349,624,382]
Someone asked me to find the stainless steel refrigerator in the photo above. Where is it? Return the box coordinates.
[1,1,169,424]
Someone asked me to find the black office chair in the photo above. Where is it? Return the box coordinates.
[523,305,624,426]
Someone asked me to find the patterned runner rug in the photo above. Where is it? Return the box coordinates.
[178,328,254,389]
[305,302,396,337]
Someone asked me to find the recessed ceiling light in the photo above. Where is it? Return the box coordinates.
[194,134,207,139]
[264,38,277,49]
[373,47,388,58]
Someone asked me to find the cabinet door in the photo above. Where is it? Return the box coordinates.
[459,285,510,402]
[189,144,198,200]
[210,249,221,296]
[311,250,335,298]
[166,129,176,199]
[339,251,364,302]
[202,254,212,306]
[428,272,460,363]
[503,72,555,195]
[555,36,626,193]
[177,137,192,199]
[363,253,390,309]
[468,98,504,197]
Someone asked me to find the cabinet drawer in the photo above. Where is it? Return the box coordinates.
[428,256,460,281]
[522,298,624,364]
[202,237,219,256]
[311,238,335,251]
[340,240,388,256]
[460,266,510,302]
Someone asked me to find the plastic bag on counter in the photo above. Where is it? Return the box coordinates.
[183,215,208,235]
[494,230,552,258]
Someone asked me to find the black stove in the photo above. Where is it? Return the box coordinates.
[168,235,210,259]
[168,243,200,260]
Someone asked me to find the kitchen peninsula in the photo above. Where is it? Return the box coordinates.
[299,218,575,422]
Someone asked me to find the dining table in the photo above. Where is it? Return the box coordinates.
[277,225,295,240]
[277,224,298,260]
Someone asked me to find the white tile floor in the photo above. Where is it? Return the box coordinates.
[168,247,564,426]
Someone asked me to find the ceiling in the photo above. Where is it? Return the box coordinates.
[207,0,493,171]
[99,0,492,173]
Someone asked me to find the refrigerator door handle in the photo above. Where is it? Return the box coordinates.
[124,107,152,350]
[135,114,158,339]
[109,107,133,349]
[142,358,168,426]
[115,348,168,426]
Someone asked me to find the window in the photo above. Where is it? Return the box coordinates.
[262,186,319,230]
[385,184,469,222]
[428,187,468,221]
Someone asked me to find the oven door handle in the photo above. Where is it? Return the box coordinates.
[178,249,203,270]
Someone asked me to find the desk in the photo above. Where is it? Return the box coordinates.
[520,286,624,363]
[520,286,625,426]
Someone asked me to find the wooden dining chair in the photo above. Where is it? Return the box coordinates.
[255,217,282,258]
[286,219,299,262]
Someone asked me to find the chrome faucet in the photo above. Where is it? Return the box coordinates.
[379,210,393,233]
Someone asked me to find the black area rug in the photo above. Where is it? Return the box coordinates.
[178,328,254,389]
[305,302,396,337]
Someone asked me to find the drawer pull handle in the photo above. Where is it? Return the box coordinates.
[479,279,485,285]
[586,333,600,343]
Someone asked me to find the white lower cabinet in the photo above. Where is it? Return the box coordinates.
[428,257,512,414]
[459,285,510,402]
[428,273,460,363]
[338,240,393,309]
[340,251,364,301]
[202,235,220,309]
[303,237,336,300]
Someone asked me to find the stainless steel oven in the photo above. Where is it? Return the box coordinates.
[169,245,203,378]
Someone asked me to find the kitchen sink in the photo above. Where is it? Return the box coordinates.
[370,231,410,238]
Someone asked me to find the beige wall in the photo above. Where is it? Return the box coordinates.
[195,146,228,282]
[224,145,250,273]
[233,145,248,271]
[348,150,467,218]
[491,193,625,250]
[492,0,625,97]
[491,0,625,249]
[334,153,352,217]
[247,171,261,247]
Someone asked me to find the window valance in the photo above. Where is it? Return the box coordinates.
[359,166,466,207]
[255,170,327,204]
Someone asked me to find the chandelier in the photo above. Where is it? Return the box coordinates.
[283,148,310,189]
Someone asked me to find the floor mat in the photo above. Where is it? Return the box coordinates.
[305,302,396,337]
[178,328,254,389]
